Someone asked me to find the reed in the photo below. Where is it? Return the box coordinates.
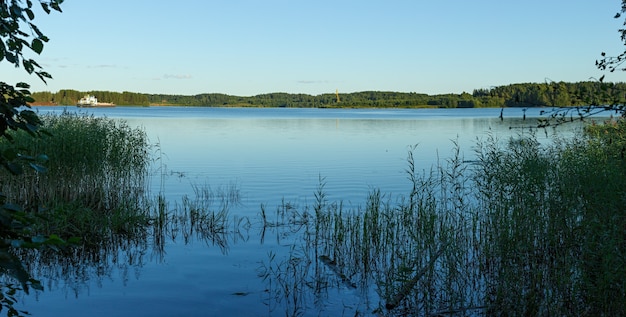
[0,111,151,243]
[259,119,626,316]
[475,122,626,315]
[146,182,242,257]
[258,143,482,316]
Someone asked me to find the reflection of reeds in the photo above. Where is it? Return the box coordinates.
[16,183,243,298]
[149,183,242,255]
[258,248,311,317]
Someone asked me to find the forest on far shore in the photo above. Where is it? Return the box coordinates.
[30,81,626,108]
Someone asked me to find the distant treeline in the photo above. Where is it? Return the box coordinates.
[30,81,626,108]
[32,90,150,106]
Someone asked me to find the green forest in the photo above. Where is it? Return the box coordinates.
[31,81,626,108]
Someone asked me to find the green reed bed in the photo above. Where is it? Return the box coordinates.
[0,112,151,243]
[474,124,626,316]
[259,120,626,316]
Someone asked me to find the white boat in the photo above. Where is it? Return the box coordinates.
[76,95,115,107]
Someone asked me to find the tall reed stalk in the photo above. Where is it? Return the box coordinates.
[474,123,626,315]
[0,112,151,243]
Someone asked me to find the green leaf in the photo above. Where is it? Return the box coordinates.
[36,71,52,83]
[5,52,16,64]
[25,123,38,133]
[24,8,34,20]
[45,234,66,245]
[40,2,50,14]
[31,38,43,54]
[10,4,22,17]
[28,163,46,173]
[29,23,45,39]
[50,2,62,13]
[35,72,48,84]
[22,59,34,74]
[29,59,41,68]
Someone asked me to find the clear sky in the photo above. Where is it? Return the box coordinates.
[3,0,626,96]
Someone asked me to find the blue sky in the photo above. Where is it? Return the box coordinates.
[3,0,626,96]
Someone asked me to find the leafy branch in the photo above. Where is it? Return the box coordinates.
[0,0,62,83]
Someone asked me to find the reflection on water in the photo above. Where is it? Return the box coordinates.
[18,107,600,316]
[130,111,555,207]
[16,185,250,316]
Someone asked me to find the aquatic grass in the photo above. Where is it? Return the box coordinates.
[0,111,150,211]
[258,248,312,317]
[147,183,242,254]
[473,122,626,315]
[259,120,626,316]
[186,183,239,233]
[474,132,562,315]
[258,143,483,316]
[0,111,151,244]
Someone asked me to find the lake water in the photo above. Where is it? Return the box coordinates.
[18,106,587,316]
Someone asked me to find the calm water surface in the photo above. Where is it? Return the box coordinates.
[35,106,552,209]
[20,106,581,316]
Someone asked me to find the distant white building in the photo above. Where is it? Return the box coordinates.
[77,95,97,106]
